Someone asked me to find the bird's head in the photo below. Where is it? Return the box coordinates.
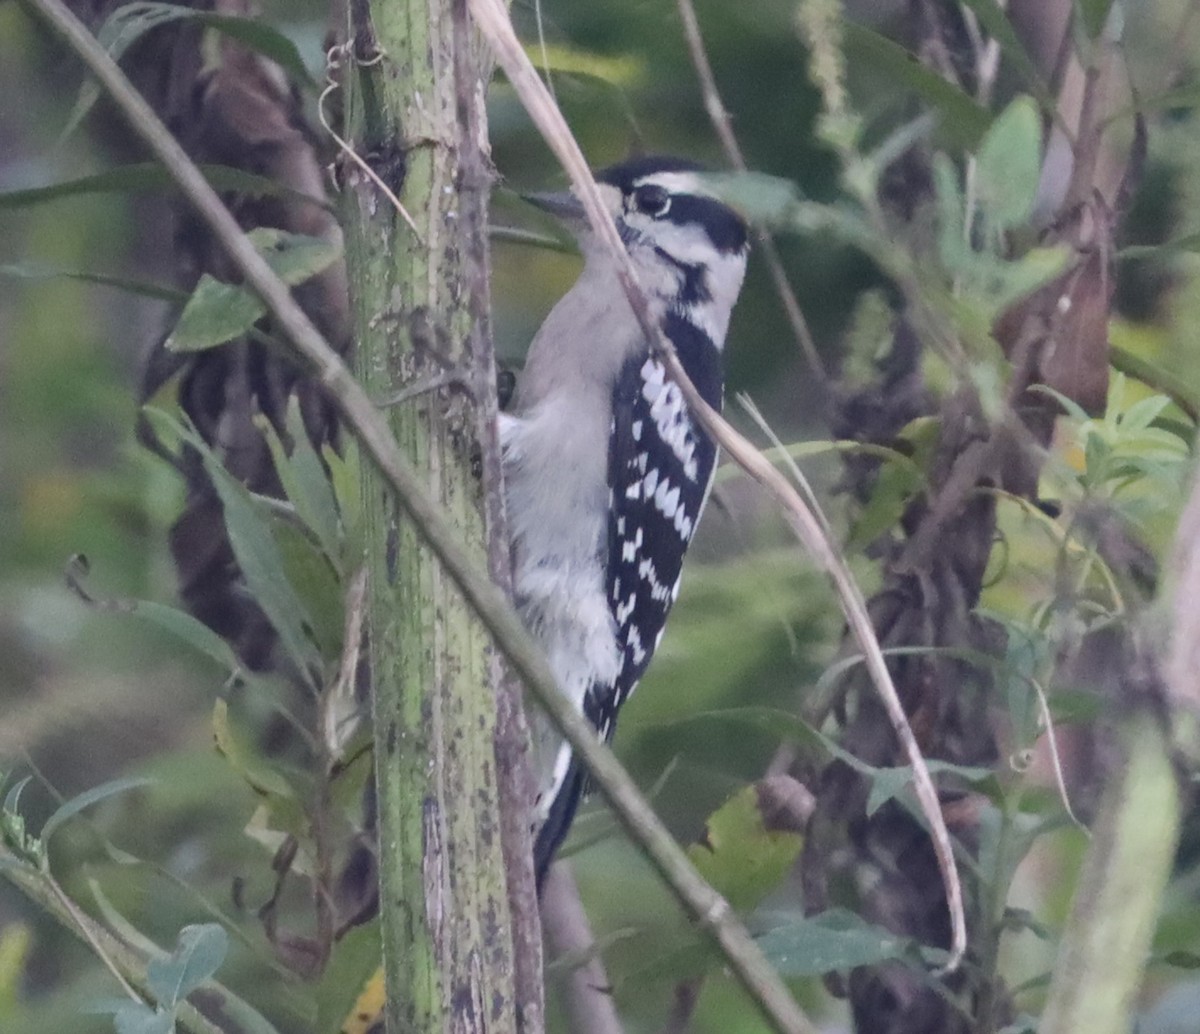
[526,156,749,342]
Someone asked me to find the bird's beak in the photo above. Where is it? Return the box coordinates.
[522,189,587,226]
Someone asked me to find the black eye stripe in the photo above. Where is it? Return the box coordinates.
[656,194,747,254]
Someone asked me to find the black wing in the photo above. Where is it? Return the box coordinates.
[586,312,723,738]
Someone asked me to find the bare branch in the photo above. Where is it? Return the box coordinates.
[541,864,626,1034]
[675,0,828,388]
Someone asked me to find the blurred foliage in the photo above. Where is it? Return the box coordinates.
[2,0,1200,1033]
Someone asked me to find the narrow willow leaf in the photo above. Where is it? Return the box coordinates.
[146,923,229,1007]
[63,2,315,139]
[3,777,32,817]
[268,397,343,566]
[113,1004,174,1034]
[146,409,323,684]
[686,783,805,912]
[0,262,185,302]
[274,522,344,660]
[166,229,341,352]
[325,441,364,556]
[318,920,382,1034]
[757,909,916,976]
[1119,233,1200,260]
[702,171,804,227]
[958,0,1053,108]
[864,760,994,817]
[132,600,246,673]
[0,163,330,212]
[212,700,296,799]
[521,42,644,84]
[66,556,248,676]
[843,22,991,149]
[41,776,154,843]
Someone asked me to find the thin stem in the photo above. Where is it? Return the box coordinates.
[675,0,827,388]
[540,864,626,1034]
[0,852,237,1034]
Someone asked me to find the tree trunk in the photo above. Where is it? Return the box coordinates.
[341,1,527,1029]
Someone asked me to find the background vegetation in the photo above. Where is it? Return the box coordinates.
[2,0,1199,1032]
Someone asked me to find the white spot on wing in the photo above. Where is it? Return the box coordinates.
[654,478,679,519]
[628,625,647,665]
[647,377,699,481]
[616,592,637,626]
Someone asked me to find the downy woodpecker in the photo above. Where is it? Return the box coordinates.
[500,156,749,880]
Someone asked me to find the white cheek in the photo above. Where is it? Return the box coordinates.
[649,222,720,267]
[706,250,748,326]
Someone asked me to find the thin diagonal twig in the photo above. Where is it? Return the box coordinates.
[675,0,828,389]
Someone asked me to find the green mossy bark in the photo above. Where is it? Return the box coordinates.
[342,1,519,1030]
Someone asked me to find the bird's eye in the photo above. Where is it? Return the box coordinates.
[632,184,671,218]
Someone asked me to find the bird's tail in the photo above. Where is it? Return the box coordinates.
[533,754,587,886]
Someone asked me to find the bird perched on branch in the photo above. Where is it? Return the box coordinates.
[500,155,749,880]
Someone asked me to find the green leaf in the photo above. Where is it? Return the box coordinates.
[66,551,250,678]
[701,171,804,227]
[3,777,32,817]
[975,96,1042,230]
[1119,232,1200,260]
[166,229,341,352]
[257,397,343,567]
[63,2,315,139]
[846,455,922,550]
[671,706,861,771]
[0,262,185,302]
[865,759,995,817]
[522,42,645,86]
[1158,950,1200,969]
[1119,394,1172,435]
[957,0,1053,109]
[686,784,804,912]
[146,409,323,684]
[317,920,382,1034]
[325,440,364,558]
[981,246,1071,315]
[0,163,330,212]
[1076,0,1116,39]
[164,276,267,353]
[274,521,344,660]
[757,909,917,976]
[41,775,154,843]
[843,22,992,149]
[113,1003,174,1034]
[212,699,297,799]
[131,600,247,673]
[934,153,966,271]
[146,923,229,1007]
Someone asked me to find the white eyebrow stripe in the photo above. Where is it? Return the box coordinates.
[631,171,706,196]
